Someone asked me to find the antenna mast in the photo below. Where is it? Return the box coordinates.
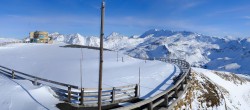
[98,0,105,110]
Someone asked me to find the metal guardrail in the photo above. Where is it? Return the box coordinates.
[113,58,191,110]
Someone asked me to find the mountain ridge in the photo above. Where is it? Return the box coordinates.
[47,29,250,75]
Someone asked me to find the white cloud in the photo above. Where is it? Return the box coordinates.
[206,5,250,17]
[243,16,250,19]
[181,1,204,10]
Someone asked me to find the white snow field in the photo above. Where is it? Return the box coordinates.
[193,68,250,109]
[0,74,59,110]
[0,43,179,110]
[0,38,20,43]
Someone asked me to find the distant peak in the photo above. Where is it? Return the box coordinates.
[109,32,120,36]
[106,32,128,38]
[52,32,60,34]
[71,33,83,37]
[49,32,60,36]
[131,35,140,38]
[75,33,81,36]
[139,29,196,38]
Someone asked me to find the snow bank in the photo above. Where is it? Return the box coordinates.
[0,74,59,110]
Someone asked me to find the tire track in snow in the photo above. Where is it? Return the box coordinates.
[0,74,49,110]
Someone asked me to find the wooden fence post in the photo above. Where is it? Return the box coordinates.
[174,87,178,98]
[148,101,153,110]
[34,78,38,85]
[68,86,71,103]
[11,70,15,79]
[180,81,184,90]
[163,93,169,107]
[184,76,188,84]
[135,84,139,97]
[80,88,84,105]
[111,87,116,103]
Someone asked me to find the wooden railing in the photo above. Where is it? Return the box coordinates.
[113,58,191,110]
[0,65,138,107]
[0,41,191,109]
[54,84,139,107]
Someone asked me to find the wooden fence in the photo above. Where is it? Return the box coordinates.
[0,65,138,107]
[0,41,30,46]
[113,58,191,110]
[0,41,191,109]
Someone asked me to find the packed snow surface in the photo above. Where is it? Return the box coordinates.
[0,43,179,110]
[0,74,59,110]
[193,68,250,109]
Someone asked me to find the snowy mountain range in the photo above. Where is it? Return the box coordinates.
[1,30,250,110]
[49,29,250,75]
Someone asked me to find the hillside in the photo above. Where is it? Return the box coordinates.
[173,68,250,110]
[0,43,180,110]
[1,34,250,109]
[48,29,250,75]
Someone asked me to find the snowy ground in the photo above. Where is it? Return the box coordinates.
[175,68,250,110]
[0,74,59,110]
[193,68,250,110]
[0,43,179,110]
[0,38,20,43]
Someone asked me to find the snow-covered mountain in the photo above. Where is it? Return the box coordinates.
[49,29,250,75]
[49,32,144,50]
[1,30,250,110]
[135,30,250,74]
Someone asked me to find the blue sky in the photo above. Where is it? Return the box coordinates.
[0,0,250,38]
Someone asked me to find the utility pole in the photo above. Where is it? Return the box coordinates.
[98,0,105,110]
[80,48,84,105]
[139,67,141,97]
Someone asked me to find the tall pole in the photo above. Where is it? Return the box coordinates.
[80,48,83,89]
[80,48,84,105]
[98,0,105,110]
[139,67,141,97]
[80,60,82,88]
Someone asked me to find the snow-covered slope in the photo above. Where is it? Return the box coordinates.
[49,29,250,74]
[129,29,250,74]
[173,68,250,110]
[49,32,144,50]
[0,43,182,109]
[0,74,59,110]
[104,32,144,51]
[0,43,180,98]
